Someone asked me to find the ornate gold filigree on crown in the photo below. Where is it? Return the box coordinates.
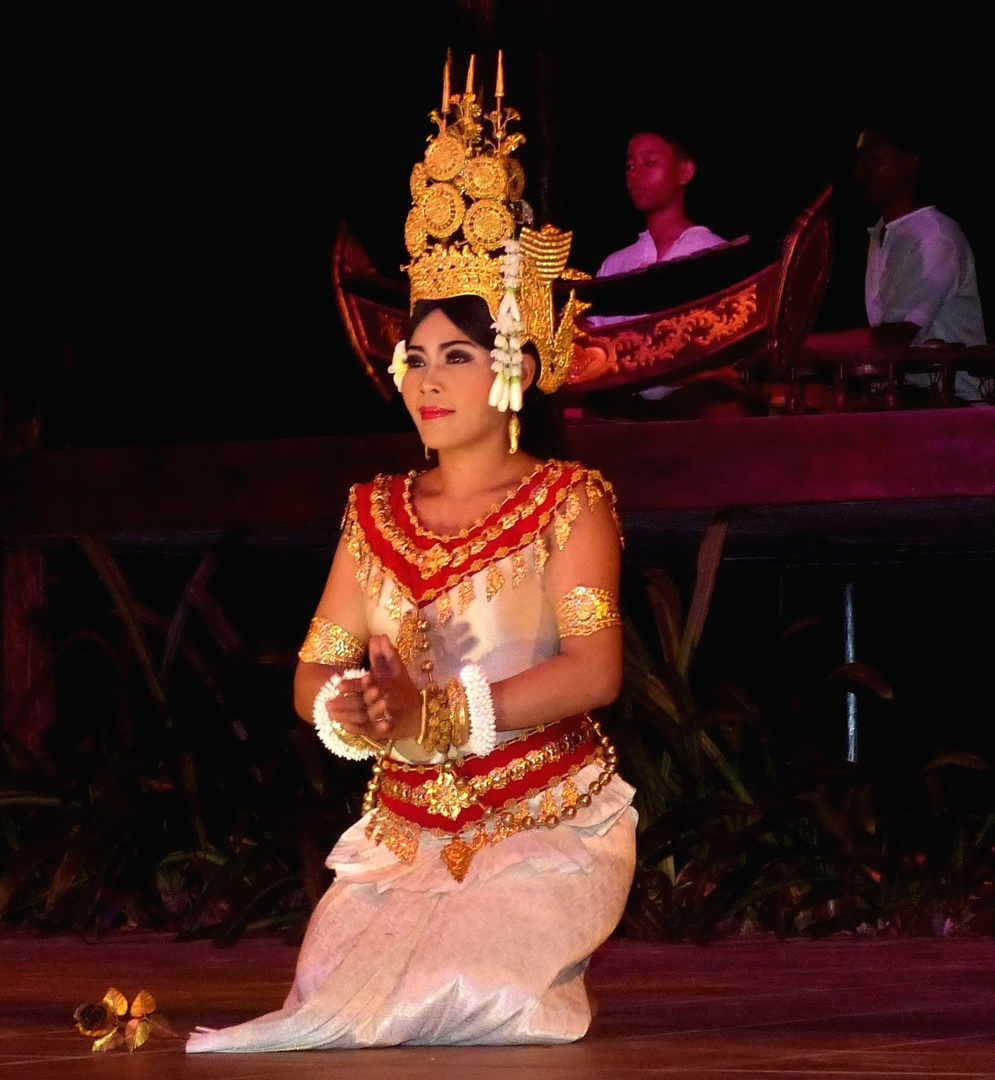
[403,52,590,394]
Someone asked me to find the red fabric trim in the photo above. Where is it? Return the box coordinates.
[352,460,596,607]
[377,714,596,832]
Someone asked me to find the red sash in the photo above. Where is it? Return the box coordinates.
[376,714,597,833]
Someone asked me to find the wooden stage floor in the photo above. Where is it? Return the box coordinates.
[2,931,994,1079]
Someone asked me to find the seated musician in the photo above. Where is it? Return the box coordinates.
[585,118,730,406]
[594,119,726,278]
[805,119,988,403]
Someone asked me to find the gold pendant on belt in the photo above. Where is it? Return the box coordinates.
[423,764,475,820]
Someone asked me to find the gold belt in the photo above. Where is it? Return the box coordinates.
[362,715,619,881]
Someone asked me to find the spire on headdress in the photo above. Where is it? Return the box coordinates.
[441,51,451,123]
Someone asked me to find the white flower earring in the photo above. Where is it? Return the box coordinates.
[489,239,524,455]
[488,239,524,414]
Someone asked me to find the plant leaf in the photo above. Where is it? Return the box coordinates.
[103,988,128,1017]
[76,535,166,707]
[643,568,683,663]
[92,1029,125,1052]
[131,990,157,1017]
[44,845,87,916]
[773,615,822,651]
[0,817,75,920]
[698,731,754,804]
[678,512,730,676]
[125,1017,151,1051]
[634,667,689,727]
[0,792,61,810]
[919,752,993,775]
[147,1012,180,1038]
[825,661,894,699]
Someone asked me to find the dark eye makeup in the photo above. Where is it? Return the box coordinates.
[403,341,481,369]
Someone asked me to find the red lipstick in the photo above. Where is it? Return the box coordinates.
[419,406,454,420]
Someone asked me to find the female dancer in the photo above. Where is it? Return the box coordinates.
[187,54,636,1052]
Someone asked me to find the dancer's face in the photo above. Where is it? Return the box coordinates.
[402,308,505,452]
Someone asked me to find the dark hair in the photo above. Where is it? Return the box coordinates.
[409,295,494,349]
[625,110,701,165]
[859,113,940,201]
[859,105,939,161]
[408,296,566,460]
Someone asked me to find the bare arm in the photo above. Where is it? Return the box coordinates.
[292,533,372,729]
[490,493,622,729]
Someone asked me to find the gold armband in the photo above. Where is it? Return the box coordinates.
[554,586,621,638]
[298,616,367,665]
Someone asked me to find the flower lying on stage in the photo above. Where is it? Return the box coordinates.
[73,987,177,1051]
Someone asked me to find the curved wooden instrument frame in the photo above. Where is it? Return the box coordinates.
[330,185,835,403]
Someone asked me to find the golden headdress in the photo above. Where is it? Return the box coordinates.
[390,51,590,415]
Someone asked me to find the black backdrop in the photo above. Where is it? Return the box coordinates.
[5,3,991,448]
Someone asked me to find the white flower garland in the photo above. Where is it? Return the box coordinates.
[460,662,497,757]
[388,340,408,391]
[312,668,378,760]
[488,238,525,414]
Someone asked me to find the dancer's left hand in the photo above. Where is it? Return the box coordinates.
[357,634,421,741]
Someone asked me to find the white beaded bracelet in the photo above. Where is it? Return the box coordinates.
[460,663,497,757]
[312,668,379,760]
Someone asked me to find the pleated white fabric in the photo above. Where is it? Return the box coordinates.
[186,763,636,1051]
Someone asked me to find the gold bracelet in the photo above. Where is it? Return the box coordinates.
[554,586,621,638]
[417,683,453,756]
[418,686,430,746]
[447,677,470,747]
[312,670,386,760]
[298,616,367,665]
[426,685,453,755]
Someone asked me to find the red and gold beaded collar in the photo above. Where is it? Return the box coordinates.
[342,459,618,607]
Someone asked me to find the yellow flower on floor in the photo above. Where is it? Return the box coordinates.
[73,987,176,1051]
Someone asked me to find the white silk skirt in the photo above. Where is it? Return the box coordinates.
[186,765,637,1051]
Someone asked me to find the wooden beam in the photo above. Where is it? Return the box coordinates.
[1,410,994,542]
[568,409,995,511]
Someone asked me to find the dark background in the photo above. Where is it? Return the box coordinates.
[4,3,991,449]
[3,4,995,942]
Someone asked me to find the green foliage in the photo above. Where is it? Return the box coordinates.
[3,522,994,945]
[0,534,364,943]
[606,516,995,942]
